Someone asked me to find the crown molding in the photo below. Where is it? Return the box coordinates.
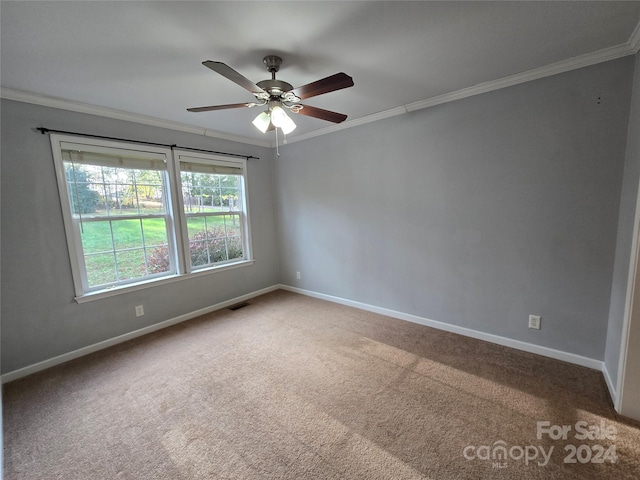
[4,26,639,150]
[406,42,634,113]
[282,41,637,146]
[0,88,272,148]
[272,106,409,147]
[629,20,640,53]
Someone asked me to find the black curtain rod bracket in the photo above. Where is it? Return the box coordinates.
[36,127,259,160]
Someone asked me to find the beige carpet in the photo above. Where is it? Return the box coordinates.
[3,289,640,479]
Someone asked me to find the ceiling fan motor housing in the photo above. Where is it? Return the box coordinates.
[257,79,294,98]
[263,55,282,73]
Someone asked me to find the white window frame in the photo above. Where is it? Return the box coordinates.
[173,149,253,274]
[50,135,254,302]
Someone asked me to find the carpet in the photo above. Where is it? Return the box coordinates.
[3,289,640,479]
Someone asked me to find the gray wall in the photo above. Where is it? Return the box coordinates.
[274,58,634,360]
[1,56,636,376]
[606,52,640,384]
[0,100,279,373]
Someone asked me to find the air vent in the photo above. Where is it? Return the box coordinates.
[227,301,250,311]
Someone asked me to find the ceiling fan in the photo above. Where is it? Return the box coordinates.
[187,55,354,135]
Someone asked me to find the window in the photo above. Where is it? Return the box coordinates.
[51,135,252,300]
[177,153,247,271]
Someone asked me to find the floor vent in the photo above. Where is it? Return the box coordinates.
[227,301,250,311]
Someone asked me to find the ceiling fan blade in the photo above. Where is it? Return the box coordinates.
[289,73,354,100]
[187,102,254,113]
[203,61,265,94]
[295,104,348,123]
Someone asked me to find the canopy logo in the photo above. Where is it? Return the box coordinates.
[463,441,553,468]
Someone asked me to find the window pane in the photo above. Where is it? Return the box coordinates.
[186,216,206,240]
[147,245,171,275]
[141,218,169,247]
[189,240,209,267]
[80,221,113,254]
[112,219,143,250]
[185,214,243,269]
[208,236,228,263]
[186,216,210,267]
[220,175,241,211]
[78,215,171,288]
[181,171,240,212]
[85,253,117,286]
[222,214,243,261]
[134,170,165,214]
[64,165,101,214]
[226,235,243,261]
[64,163,166,217]
[116,249,147,280]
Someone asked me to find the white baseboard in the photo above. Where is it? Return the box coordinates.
[1,285,280,384]
[4,283,612,398]
[279,285,605,372]
[602,364,618,406]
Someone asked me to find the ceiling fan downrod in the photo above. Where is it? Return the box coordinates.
[263,55,282,79]
[257,56,294,100]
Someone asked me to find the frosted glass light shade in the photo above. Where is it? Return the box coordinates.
[252,111,271,133]
[270,106,287,127]
[252,107,296,135]
[279,114,297,134]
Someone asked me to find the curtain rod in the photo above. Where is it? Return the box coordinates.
[36,127,260,160]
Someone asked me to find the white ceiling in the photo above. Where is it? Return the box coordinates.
[2,1,640,147]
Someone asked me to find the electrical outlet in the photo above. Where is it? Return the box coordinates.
[296,271,301,280]
[528,315,541,330]
[135,305,144,317]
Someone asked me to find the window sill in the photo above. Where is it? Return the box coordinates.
[74,259,255,304]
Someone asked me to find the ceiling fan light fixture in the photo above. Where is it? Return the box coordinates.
[269,105,288,127]
[252,111,271,133]
[279,113,297,134]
